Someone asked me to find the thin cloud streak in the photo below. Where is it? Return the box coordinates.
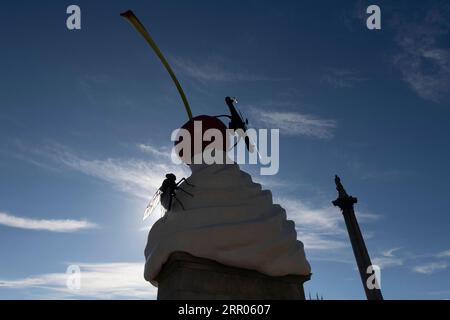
[0,212,96,233]
[0,262,156,299]
[251,109,337,139]
[437,249,450,258]
[370,247,450,273]
[372,247,404,269]
[137,143,171,159]
[172,56,275,82]
[413,262,449,275]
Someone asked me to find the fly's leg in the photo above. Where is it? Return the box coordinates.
[173,195,185,210]
[176,178,195,187]
[178,187,193,197]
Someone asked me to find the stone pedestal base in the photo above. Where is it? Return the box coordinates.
[155,252,310,300]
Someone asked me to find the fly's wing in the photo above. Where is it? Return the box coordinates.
[235,130,261,160]
[143,189,162,221]
[160,205,166,219]
[246,134,262,160]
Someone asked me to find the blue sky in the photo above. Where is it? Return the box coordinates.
[1,0,450,299]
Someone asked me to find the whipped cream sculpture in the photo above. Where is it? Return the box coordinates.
[144,116,311,286]
[119,10,311,286]
[144,162,311,285]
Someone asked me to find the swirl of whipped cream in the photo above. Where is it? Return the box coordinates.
[144,163,311,285]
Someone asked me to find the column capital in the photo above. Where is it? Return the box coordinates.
[332,195,358,210]
[332,175,358,210]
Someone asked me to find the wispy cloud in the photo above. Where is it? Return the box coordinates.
[0,212,96,233]
[276,197,348,251]
[383,247,402,257]
[16,142,189,201]
[280,198,343,233]
[392,5,450,103]
[137,143,171,159]
[0,262,156,299]
[56,149,188,201]
[437,249,450,258]
[413,261,449,275]
[372,247,404,269]
[321,68,367,89]
[5,140,190,231]
[172,56,274,82]
[251,109,337,139]
[279,196,381,256]
[370,247,450,273]
[407,248,450,275]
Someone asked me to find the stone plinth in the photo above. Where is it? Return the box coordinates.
[155,252,310,300]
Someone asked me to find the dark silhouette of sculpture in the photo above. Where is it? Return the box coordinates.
[159,174,194,211]
[215,97,254,152]
[332,175,383,300]
[143,174,194,220]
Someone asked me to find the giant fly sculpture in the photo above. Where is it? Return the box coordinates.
[143,174,194,221]
[121,10,258,220]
